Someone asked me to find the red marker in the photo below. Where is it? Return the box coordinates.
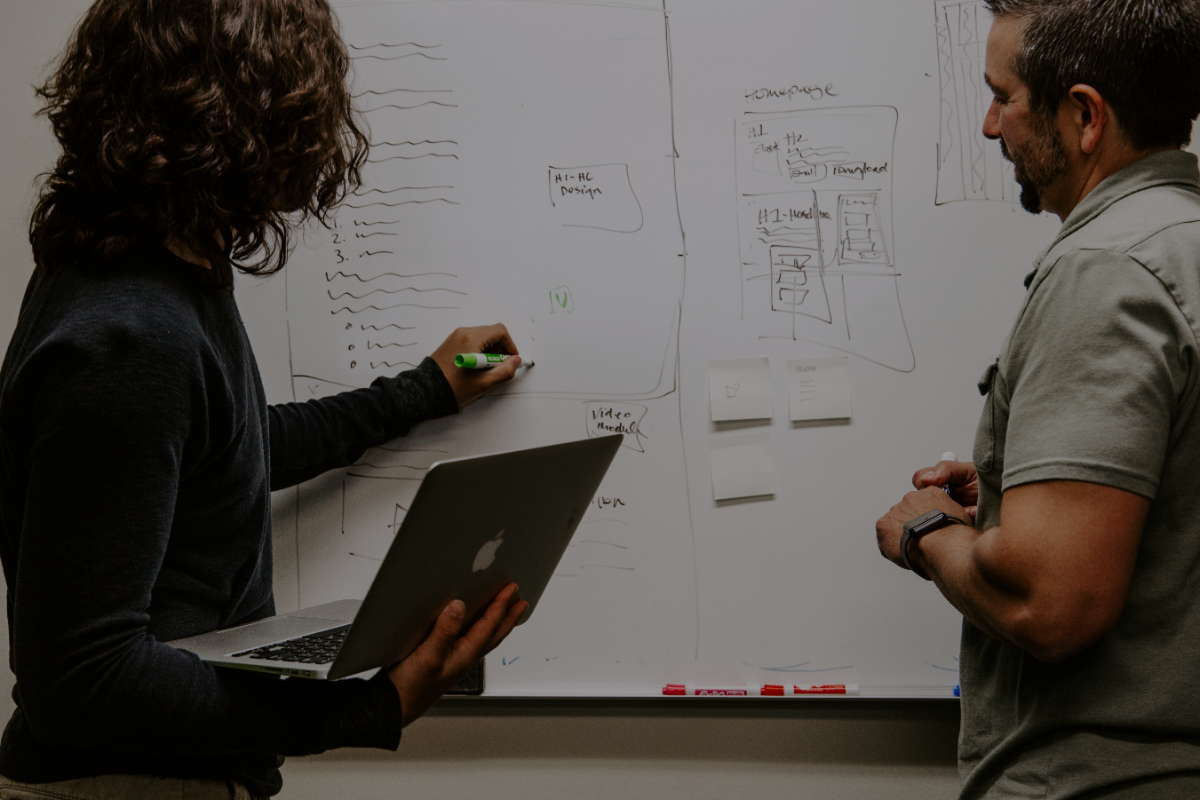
[691,685,752,696]
[793,684,859,695]
[661,684,788,696]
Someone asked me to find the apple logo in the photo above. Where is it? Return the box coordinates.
[473,530,504,572]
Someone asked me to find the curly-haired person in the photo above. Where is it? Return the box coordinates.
[0,1,528,797]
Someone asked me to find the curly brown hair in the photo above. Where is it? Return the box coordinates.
[29,0,369,287]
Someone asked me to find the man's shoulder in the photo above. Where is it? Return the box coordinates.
[1035,181,1200,327]
[1056,180,1200,261]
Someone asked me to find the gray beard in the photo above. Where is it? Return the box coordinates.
[1017,178,1043,214]
[999,127,1067,215]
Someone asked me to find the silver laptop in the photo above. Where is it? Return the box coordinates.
[168,434,623,680]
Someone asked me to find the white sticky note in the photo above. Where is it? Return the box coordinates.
[788,356,852,422]
[709,434,777,501]
[708,357,773,422]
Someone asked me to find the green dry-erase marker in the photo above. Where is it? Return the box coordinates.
[454,353,531,369]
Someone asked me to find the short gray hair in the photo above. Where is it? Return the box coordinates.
[984,0,1200,149]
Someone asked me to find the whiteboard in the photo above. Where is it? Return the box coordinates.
[238,0,1063,698]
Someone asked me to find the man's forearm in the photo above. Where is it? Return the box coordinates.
[913,524,1029,650]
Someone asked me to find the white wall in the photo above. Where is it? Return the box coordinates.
[0,3,960,798]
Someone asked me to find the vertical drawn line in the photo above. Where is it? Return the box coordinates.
[734,120,745,321]
[294,486,302,610]
[949,6,967,200]
[843,275,850,340]
[808,190,826,342]
[284,265,300,612]
[664,2,699,661]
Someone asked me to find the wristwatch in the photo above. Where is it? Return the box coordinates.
[900,510,969,581]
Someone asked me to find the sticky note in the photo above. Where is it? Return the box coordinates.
[709,434,777,501]
[787,356,851,422]
[708,357,773,422]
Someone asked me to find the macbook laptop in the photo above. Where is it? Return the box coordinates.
[168,434,623,680]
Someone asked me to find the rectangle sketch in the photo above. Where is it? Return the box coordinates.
[287,0,684,402]
[735,106,914,372]
[285,0,701,687]
[934,0,1017,204]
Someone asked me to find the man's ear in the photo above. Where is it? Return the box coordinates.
[1065,84,1107,155]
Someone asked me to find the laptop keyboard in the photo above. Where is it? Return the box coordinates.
[231,624,351,664]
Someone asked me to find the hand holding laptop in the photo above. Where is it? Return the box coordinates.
[389,582,528,727]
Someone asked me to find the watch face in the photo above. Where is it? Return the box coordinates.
[905,509,947,536]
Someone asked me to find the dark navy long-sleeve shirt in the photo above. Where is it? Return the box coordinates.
[0,247,458,794]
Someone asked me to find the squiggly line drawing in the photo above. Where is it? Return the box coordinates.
[366,154,459,164]
[362,324,416,331]
[370,361,419,370]
[350,53,447,62]
[353,89,452,98]
[326,271,458,282]
[327,287,466,300]
[348,42,440,50]
[353,220,400,227]
[359,250,394,257]
[370,140,458,147]
[367,341,418,349]
[934,1,1015,204]
[331,303,459,314]
[352,186,454,195]
[364,102,458,111]
[555,565,637,577]
[748,661,854,673]
[346,199,459,209]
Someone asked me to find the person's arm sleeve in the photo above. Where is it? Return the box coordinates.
[268,358,458,490]
[12,333,400,757]
[1001,249,1193,497]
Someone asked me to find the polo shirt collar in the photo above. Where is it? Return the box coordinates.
[1031,149,1200,273]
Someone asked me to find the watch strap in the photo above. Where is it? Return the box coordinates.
[900,513,969,581]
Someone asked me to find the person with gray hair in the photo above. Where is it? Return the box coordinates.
[876,1,1200,797]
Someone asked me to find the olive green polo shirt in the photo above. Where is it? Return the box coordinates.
[961,150,1200,799]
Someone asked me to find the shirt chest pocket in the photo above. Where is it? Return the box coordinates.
[973,359,999,474]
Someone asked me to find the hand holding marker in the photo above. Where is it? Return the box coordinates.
[941,452,956,494]
[455,353,534,370]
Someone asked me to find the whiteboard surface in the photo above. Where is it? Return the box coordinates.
[236,0,1063,698]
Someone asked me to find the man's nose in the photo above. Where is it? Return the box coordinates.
[982,97,1002,140]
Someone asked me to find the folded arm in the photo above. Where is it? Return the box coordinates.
[877,471,1148,662]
